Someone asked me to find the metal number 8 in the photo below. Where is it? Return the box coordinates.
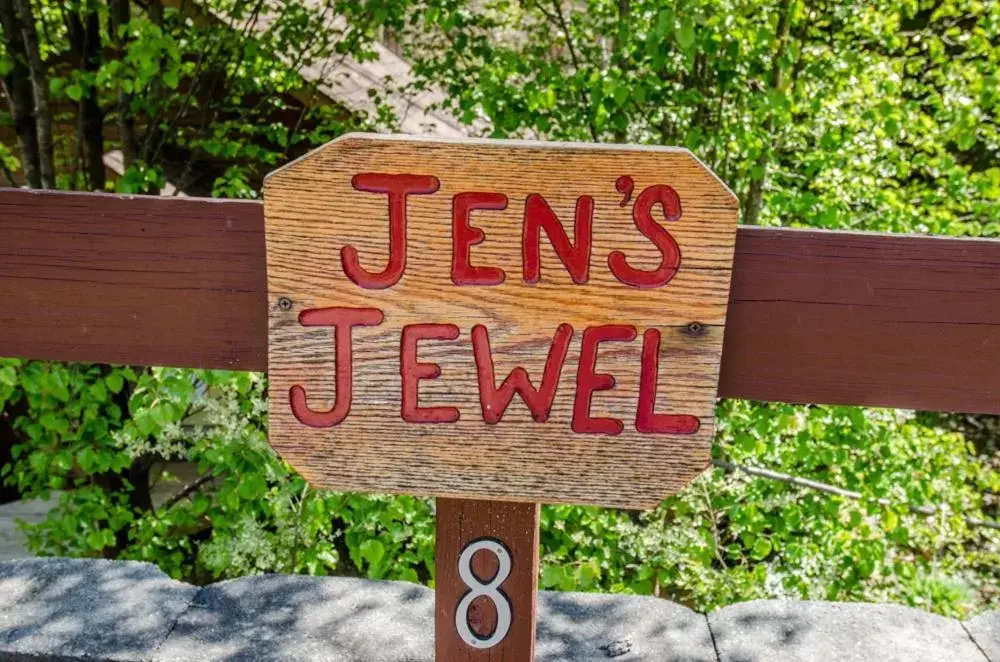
[455,538,513,649]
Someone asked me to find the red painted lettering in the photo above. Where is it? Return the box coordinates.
[608,184,682,288]
[522,194,593,284]
[572,325,637,435]
[472,323,573,423]
[342,173,440,289]
[616,175,635,206]
[289,307,384,428]
[400,323,461,423]
[452,192,507,285]
[636,329,700,434]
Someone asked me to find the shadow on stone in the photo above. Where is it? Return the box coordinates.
[708,600,988,662]
[154,573,434,662]
[537,591,715,661]
[2,558,998,662]
[0,557,198,661]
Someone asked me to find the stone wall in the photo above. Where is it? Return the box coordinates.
[0,557,997,661]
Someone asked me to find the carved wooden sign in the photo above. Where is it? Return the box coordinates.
[263,134,738,508]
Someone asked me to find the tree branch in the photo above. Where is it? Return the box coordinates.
[0,0,40,188]
[12,0,53,188]
[66,6,106,191]
[610,0,630,142]
[545,0,599,142]
[159,472,215,511]
[743,0,793,225]
[712,458,1000,531]
[109,0,136,174]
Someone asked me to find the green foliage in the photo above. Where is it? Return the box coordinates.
[538,403,998,617]
[379,0,999,614]
[395,0,998,233]
[14,0,389,194]
[1,363,436,585]
[1,0,998,620]
[6,357,992,615]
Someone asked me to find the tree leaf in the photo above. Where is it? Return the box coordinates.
[957,131,977,150]
[751,538,772,560]
[105,373,124,394]
[359,539,385,568]
[676,18,696,51]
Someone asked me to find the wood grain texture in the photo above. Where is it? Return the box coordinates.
[263,134,740,507]
[719,227,1000,412]
[1,189,999,415]
[0,188,266,371]
[435,498,540,661]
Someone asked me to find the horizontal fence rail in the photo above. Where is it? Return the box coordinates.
[1,188,998,414]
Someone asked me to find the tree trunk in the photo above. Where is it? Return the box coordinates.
[12,0,54,189]
[146,0,163,26]
[611,0,629,143]
[743,0,793,226]
[67,8,106,191]
[83,9,105,190]
[0,0,40,187]
[0,397,27,504]
[109,0,138,170]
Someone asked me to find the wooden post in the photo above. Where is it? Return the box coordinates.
[435,498,540,660]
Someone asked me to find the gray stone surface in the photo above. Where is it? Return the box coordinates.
[709,599,988,662]
[155,573,714,661]
[154,574,435,662]
[2,558,999,661]
[537,591,715,661]
[967,611,1000,662]
[0,557,198,661]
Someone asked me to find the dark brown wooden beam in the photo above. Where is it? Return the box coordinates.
[0,189,267,371]
[1,188,998,414]
[719,228,1000,413]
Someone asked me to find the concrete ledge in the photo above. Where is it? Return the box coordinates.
[536,592,715,661]
[156,574,435,662]
[708,599,989,662]
[968,611,1000,662]
[0,558,995,661]
[0,558,198,662]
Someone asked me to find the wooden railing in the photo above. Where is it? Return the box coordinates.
[2,187,997,414]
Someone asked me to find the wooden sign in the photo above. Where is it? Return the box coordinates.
[263,134,738,508]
